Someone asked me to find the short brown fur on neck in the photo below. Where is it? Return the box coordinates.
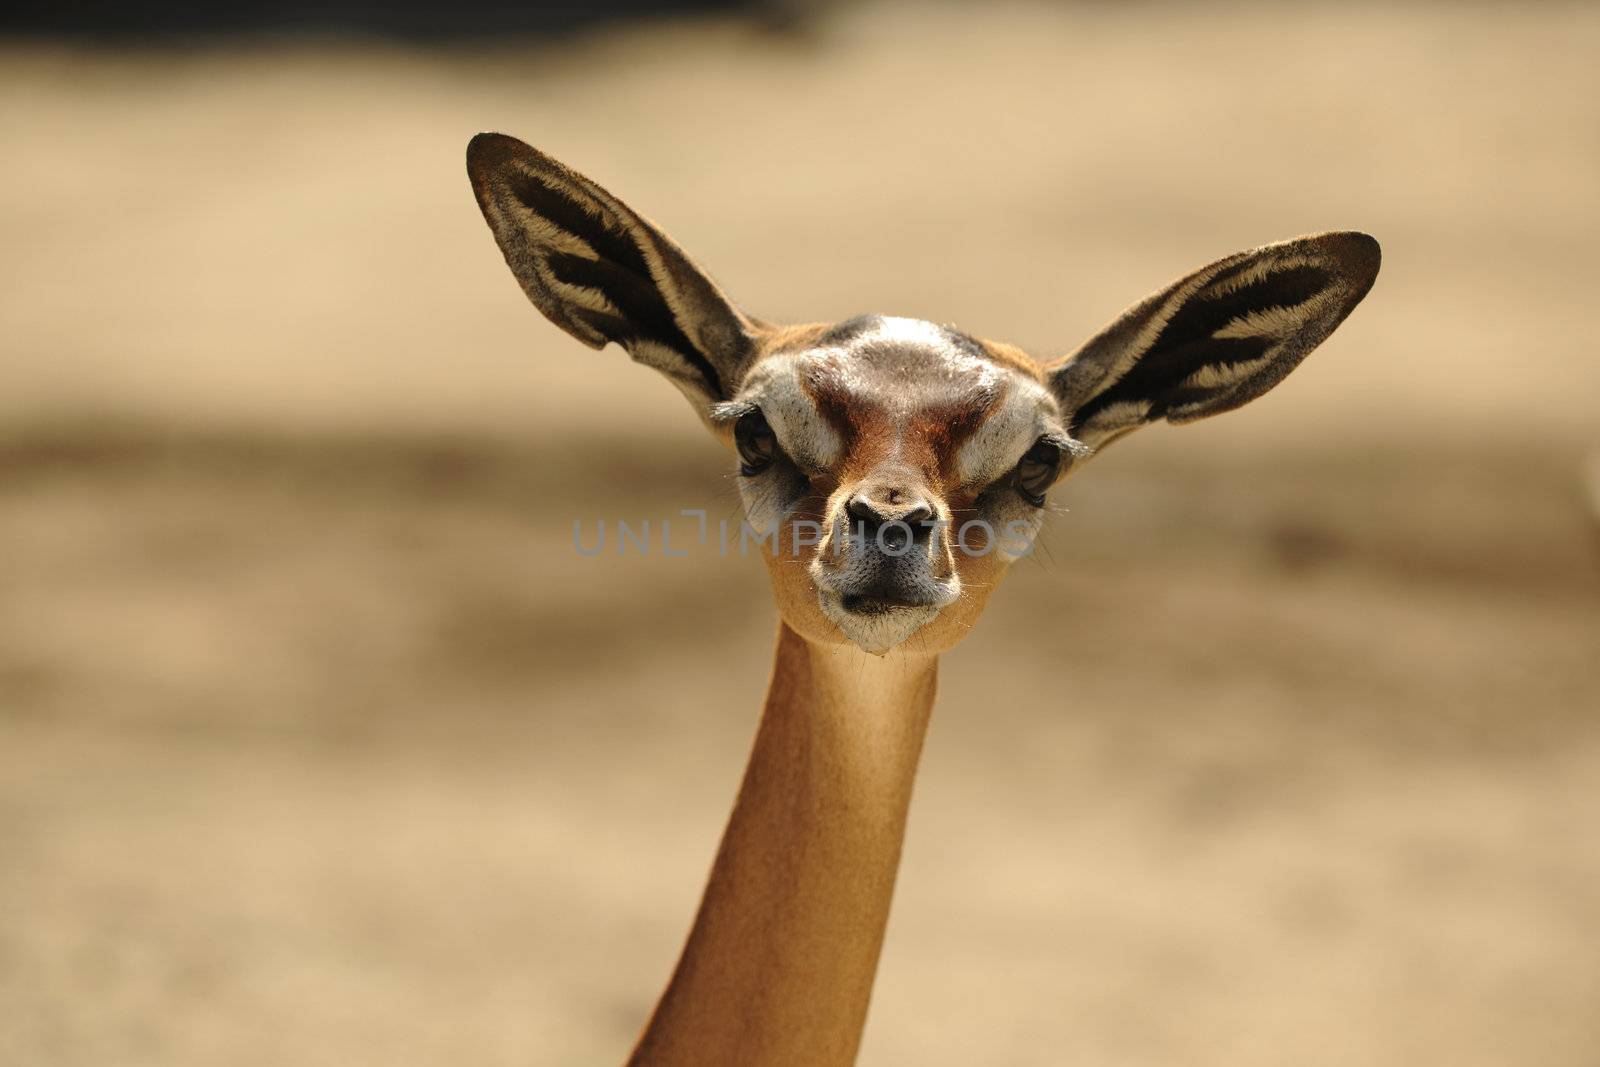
[628,624,937,1067]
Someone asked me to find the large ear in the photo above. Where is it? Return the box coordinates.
[1048,232,1380,451]
[466,132,765,415]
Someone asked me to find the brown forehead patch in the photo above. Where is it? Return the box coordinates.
[798,350,876,456]
[916,392,1005,483]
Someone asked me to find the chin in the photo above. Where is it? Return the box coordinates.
[816,589,943,656]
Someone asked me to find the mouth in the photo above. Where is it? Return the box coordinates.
[813,579,957,655]
[839,590,939,616]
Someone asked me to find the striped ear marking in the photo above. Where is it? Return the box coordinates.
[1049,232,1380,451]
[466,132,761,411]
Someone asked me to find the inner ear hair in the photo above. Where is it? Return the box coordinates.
[466,132,764,412]
[1050,231,1380,451]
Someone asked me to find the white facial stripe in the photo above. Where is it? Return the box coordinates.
[954,375,1063,489]
[735,354,843,472]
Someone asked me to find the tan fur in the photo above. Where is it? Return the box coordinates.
[627,625,935,1066]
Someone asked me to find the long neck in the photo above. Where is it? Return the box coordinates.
[627,622,939,1067]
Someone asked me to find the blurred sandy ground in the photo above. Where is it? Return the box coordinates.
[2,2,1598,1065]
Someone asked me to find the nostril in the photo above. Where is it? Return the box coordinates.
[904,505,935,543]
[845,497,884,531]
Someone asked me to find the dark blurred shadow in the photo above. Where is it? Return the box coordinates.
[1,0,813,39]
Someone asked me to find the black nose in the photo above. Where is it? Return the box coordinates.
[844,496,936,552]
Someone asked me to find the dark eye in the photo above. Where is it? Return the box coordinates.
[734,408,778,476]
[1014,437,1062,506]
